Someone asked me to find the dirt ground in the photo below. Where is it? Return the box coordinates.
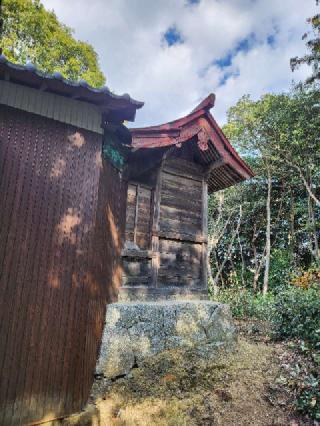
[61,322,314,426]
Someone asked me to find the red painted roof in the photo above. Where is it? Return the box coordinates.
[130,94,254,192]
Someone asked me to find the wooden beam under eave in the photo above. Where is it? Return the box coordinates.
[123,150,163,181]
[204,158,226,177]
[198,115,253,181]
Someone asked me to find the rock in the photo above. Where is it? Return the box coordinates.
[94,301,236,386]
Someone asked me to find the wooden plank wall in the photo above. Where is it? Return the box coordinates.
[122,156,208,293]
[158,159,204,288]
[90,149,127,302]
[159,170,203,240]
[135,186,152,249]
[0,105,124,425]
[125,184,137,244]
[157,239,203,287]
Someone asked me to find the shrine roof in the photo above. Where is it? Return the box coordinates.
[130,94,254,192]
[0,55,143,122]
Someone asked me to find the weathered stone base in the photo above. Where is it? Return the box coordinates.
[91,301,236,399]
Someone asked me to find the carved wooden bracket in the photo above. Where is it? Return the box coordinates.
[197,128,209,151]
[174,124,209,151]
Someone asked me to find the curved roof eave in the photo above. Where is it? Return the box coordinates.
[129,93,254,191]
[0,55,144,122]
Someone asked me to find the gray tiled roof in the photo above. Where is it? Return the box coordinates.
[0,55,144,121]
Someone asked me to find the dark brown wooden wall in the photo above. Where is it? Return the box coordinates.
[158,159,204,288]
[159,169,203,240]
[0,105,125,425]
[93,155,127,304]
[121,156,207,294]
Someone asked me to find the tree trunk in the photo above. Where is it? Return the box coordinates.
[207,251,219,297]
[299,168,320,207]
[310,203,319,261]
[253,257,260,292]
[251,223,259,292]
[237,206,245,287]
[308,193,319,262]
[262,166,272,296]
[289,186,296,266]
[213,207,242,288]
[206,193,234,295]
[253,244,267,293]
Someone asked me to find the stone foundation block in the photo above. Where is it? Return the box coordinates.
[95,301,236,382]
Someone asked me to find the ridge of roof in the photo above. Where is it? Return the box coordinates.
[131,94,216,135]
[191,93,215,113]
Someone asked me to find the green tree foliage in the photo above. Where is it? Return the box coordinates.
[225,91,320,205]
[208,89,320,294]
[1,0,105,87]
[291,1,320,85]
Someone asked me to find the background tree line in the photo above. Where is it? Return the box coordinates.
[209,10,320,418]
[208,89,320,294]
[208,6,320,296]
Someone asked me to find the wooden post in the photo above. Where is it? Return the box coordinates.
[151,166,162,287]
[133,184,139,246]
[202,178,208,290]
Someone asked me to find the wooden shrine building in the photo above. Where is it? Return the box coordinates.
[0,55,253,425]
[120,94,253,300]
[0,55,143,425]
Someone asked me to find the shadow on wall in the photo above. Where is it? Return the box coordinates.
[0,105,127,425]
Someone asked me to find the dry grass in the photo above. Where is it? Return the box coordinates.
[61,336,308,426]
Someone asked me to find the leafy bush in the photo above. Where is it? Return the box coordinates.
[296,374,320,420]
[290,266,320,290]
[269,248,295,290]
[271,283,320,420]
[271,284,320,348]
[214,282,320,420]
[213,286,275,320]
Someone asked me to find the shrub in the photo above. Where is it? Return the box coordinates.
[290,267,320,290]
[269,248,295,290]
[213,281,320,421]
[296,374,320,420]
[213,286,275,321]
[271,284,320,348]
[271,283,320,420]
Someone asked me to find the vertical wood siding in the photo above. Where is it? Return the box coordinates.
[0,105,124,425]
[93,154,127,304]
[0,81,103,134]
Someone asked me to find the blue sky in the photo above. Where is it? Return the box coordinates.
[42,0,317,127]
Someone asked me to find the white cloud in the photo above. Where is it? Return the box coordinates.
[42,0,318,126]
